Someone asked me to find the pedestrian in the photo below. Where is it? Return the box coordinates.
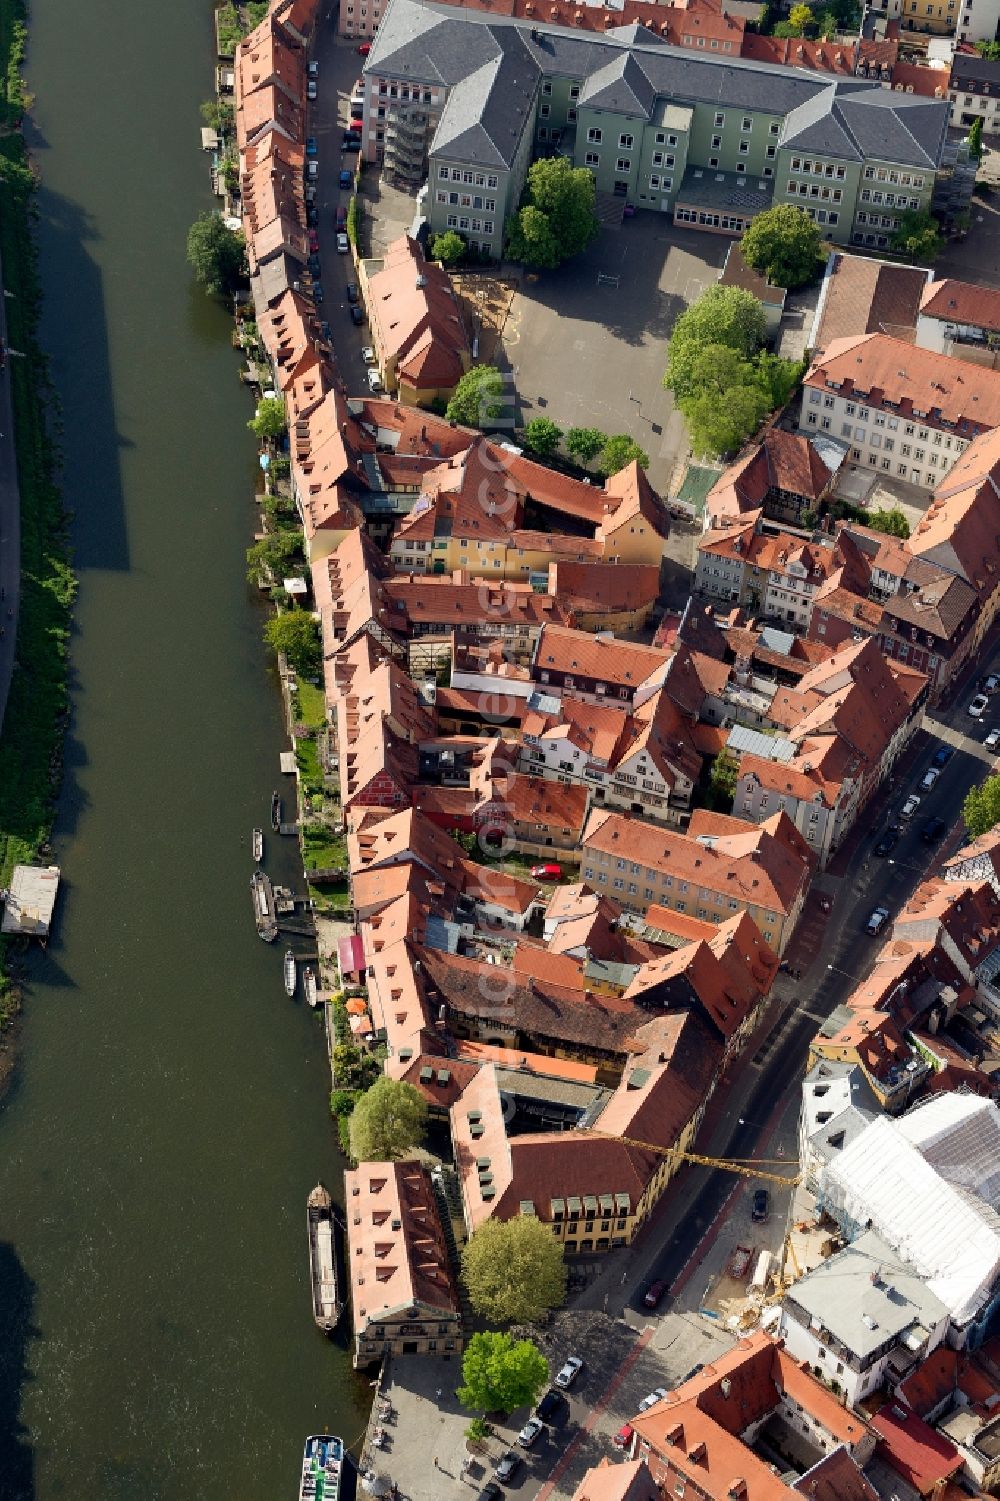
[433,1458,439,1470]
[436,1388,442,1400]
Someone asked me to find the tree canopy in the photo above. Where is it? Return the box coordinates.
[664,286,766,405]
[964,776,1000,839]
[430,230,466,266]
[597,434,650,476]
[891,210,943,262]
[565,426,607,465]
[866,506,911,539]
[186,212,246,296]
[461,1217,567,1324]
[683,384,770,459]
[975,39,1000,58]
[246,530,304,586]
[740,205,824,290]
[263,609,321,675]
[446,365,507,428]
[458,1332,549,1416]
[249,396,288,440]
[348,1076,427,1162]
[506,158,599,270]
[522,417,563,459]
[969,117,983,159]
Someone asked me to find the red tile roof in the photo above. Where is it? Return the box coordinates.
[812,255,928,356]
[921,277,1000,334]
[871,1403,963,1495]
[804,333,1000,433]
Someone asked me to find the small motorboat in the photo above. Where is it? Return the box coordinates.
[303,966,318,1008]
[252,828,264,864]
[284,948,297,997]
[271,789,282,832]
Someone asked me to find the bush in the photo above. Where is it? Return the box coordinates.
[346,194,361,248]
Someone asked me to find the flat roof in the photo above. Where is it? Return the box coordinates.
[2,864,60,937]
[674,165,775,214]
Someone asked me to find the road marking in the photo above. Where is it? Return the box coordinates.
[533,1327,654,1501]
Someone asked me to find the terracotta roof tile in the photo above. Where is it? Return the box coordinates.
[812,256,927,355]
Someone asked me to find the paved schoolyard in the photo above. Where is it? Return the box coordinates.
[504,218,729,494]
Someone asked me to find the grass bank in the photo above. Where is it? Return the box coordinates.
[0,2,76,1035]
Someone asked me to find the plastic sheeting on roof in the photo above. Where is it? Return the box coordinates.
[821,1095,1000,1326]
[726,724,797,763]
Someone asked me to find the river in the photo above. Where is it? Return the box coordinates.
[0,3,363,1498]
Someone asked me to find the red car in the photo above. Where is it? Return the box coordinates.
[335,205,347,228]
[308,229,319,251]
[357,41,371,53]
[612,1425,634,1451]
[530,862,562,880]
[643,1278,668,1309]
[350,117,364,132]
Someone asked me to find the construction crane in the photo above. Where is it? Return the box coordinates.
[582,1129,802,1189]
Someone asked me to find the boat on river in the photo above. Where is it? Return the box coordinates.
[252,827,263,863]
[299,1433,343,1501]
[303,966,318,1008]
[271,789,282,832]
[251,869,278,942]
[284,948,297,997]
[307,1184,341,1332]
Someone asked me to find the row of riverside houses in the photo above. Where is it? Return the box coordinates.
[346,0,971,264]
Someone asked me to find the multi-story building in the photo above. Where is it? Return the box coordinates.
[916,276,1000,361]
[358,0,954,256]
[799,333,1000,491]
[950,47,1000,131]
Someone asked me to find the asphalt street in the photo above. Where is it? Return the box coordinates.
[0,244,20,738]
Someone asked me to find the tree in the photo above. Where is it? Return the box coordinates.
[685,344,760,403]
[458,1332,549,1417]
[867,506,911,539]
[891,210,943,262]
[523,416,563,459]
[964,775,1000,838]
[348,1076,427,1162]
[248,396,288,441]
[684,384,770,458]
[246,530,304,586]
[975,39,1000,58]
[431,229,466,266]
[186,211,245,296]
[506,158,599,270]
[740,204,824,290]
[788,2,816,28]
[664,286,766,404]
[597,434,650,476]
[565,426,607,465]
[969,116,984,159]
[446,365,507,427]
[755,351,806,412]
[708,748,739,809]
[263,609,321,676]
[200,98,235,134]
[462,1217,567,1324]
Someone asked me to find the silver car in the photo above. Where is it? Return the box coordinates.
[517,1416,544,1449]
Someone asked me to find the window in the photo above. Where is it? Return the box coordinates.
[616,158,631,173]
[649,174,660,190]
[714,111,725,127]
[708,157,719,169]
[769,121,780,134]
[738,140,749,154]
[711,134,722,149]
[619,133,634,149]
[570,84,580,98]
[539,103,550,118]
[542,80,552,95]
[587,127,602,144]
[766,145,776,159]
[586,151,599,167]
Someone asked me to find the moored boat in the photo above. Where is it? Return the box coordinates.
[251,869,278,943]
[284,948,297,997]
[307,1184,341,1332]
[252,827,263,863]
[271,789,282,832]
[303,966,318,1008]
[299,1433,343,1501]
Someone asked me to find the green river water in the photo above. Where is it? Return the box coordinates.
[0,3,363,1497]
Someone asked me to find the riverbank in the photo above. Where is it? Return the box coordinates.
[0,0,75,1057]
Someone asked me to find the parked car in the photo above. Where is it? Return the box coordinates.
[901,793,921,819]
[874,827,899,857]
[339,169,353,189]
[494,1451,521,1483]
[342,136,361,152]
[530,862,562,879]
[752,1188,770,1222]
[350,305,365,325]
[357,40,372,52]
[866,905,890,935]
[932,745,953,768]
[307,254,321,276]
[335,205,347,228]
[306,205,319,227]
[320,320,332,343]
[478,1487,501,1501]
[643,1278,667,1309]
[367,367,384,392]
[336,232,350,254]
[969,693,990,717]
[307,160,319,178]
[361,345,376,364]
[920,767,941,792]
[921,816,947,843]
[346,282,359,303]
[307,79,317,100]
[987,727,1000,750]
[312,282,324,304]
[308,228,319,252]
[536,1389,563,1423]
[517,1417,545,1449]
[986,673,1000,693]
[612,1424,634,1451]
[306,135,318,156]
[350,117,364,132]
[554,1356,583,1390]
[638,1388,668,1413]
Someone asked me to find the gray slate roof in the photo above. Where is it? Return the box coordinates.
[366,0,949,171]
[433,29,541,168]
